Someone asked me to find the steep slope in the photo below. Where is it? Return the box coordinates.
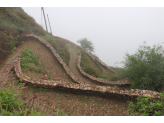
[0,33,130,116]
[0,7,163,116]
[0,7,70,67]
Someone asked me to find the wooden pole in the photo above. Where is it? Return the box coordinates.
[47,14,52,35]
[42,7,48,32]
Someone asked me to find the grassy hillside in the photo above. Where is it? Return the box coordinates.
[0,7,70,66]
[0,7,116,79]
[1,7,164,116]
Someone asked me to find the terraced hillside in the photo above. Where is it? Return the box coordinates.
[0,7,163,116]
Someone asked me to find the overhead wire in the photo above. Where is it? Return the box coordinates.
[41,7,46,30]
[44,7,49,32]
[41,7,42,26]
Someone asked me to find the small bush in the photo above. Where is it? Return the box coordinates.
[0,80,46,116]
[84,67,98,77]
[128,92,164,116]
[0,90,23,112]
[111,76,120,81]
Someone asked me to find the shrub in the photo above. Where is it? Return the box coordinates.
[18,28,25,33]
[83,67,98,77]
[111,76,120,81]
[122,41,164,92]
[128,92,164,116]
[0,81,26,115]
[0,80,46,116]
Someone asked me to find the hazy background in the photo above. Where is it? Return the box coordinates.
[22,7,164,68]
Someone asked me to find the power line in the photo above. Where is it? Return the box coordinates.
[45,7,48,15]
[45,8,53,35]
[41,8,42,26]
[45,7,48,30]
[41,7,48,32]
[47,14,52,35]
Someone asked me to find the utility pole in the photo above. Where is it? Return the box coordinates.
[47,14,52,35]
[41,7,48,32]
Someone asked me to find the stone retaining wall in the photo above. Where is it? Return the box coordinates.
[15,34,162,102]
[14,56,162,102]
[26,34,124,86]
[53,36,116,73]
[26,34,81,84]
[54,36,125,85]
[77,54,130,86]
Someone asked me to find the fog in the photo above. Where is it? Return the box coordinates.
[22,7,164,68]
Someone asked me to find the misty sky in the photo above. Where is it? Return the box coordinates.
[22,7,164,68]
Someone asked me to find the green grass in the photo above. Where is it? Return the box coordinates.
[0,80,45,116]
[43,69,51,80]
[94,99,101,106]
[41,35,70,66]
[82,99,90,104]
[34,77,42,80]
[98,78,109,81]
[27,85,54,93]
[0,59,7,68]
[28,75,33,78]
[113,86,118,89]
[0,7,70,67]
[77,52,80,56]
[0,80,71,116]
[80,49,115,80]
[20,48,42,73]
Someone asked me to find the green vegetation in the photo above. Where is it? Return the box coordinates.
[80,49,101,78]
[20,49,41,73]
[77,38,95,53]
[2,7,164,116]
[0,80,72,116]
[128,92,164,116]
[111,67,126,81]
[27,85,54,93]
[98,78,109,81]
[120,41,164,116]
[42,35,70,66]
[28,75,33,78]
[0,26,24,60]
[92,53,99,60]
[43,69,51,80]
[0,7,45,35]
[113,86,118,89]
[77,52,80,56]
[0,7,70,66]
[34,77,42,80]
[82,99,90,103]
[122,41,164,92]
[0,80,44,116]
[80,49,115,79]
